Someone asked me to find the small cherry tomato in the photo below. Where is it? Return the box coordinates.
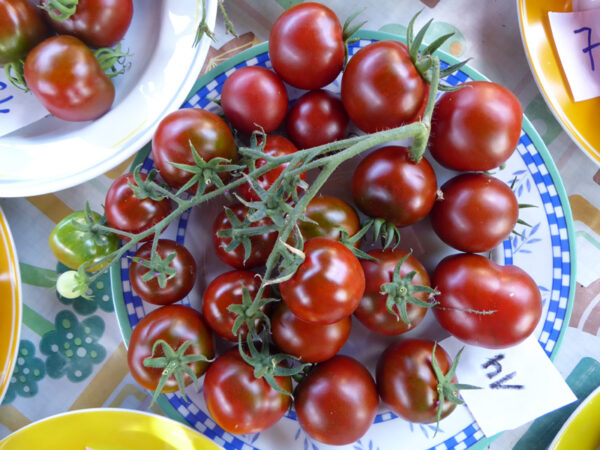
[221,66,288,135]
[298,195,361,244]
[430,173,519,253]
[269,2,344,90]
[352,146,437,227]
[0,0,48,65]
[295,355,379,445]
[203,348,292,434]
[129,239,196,306]
[286,89,349,149]
[271,302,351,363]
[280,237,365,324]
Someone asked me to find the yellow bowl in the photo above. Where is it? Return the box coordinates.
[550,385,600,449]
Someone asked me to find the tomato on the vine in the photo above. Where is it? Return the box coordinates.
[0,0,48,65]
[271,302,351,363]
[342,40,426,133]
[203,347,292,434]
[432,253,542,348]
[221,66,288,135]
[298,195,361,244]
[129,239,196,306]
[428,81,523,171]
[295,355,378,445]
[42,0,133,48]
[24,35,115,121]
[269,2,344,90]
[352,146,437,227]
[280,237,365,324]
[152,108,237,192]
[127,305,214,395]
[430,173,519,253]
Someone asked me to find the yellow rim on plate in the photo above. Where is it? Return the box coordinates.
[0,206,21,404]
[0,408,222,450]
[550,385,600,449]
[518,0,600,164]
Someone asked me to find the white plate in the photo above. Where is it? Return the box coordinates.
[0,0,217,197]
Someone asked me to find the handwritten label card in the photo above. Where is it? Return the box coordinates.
[0,70,48,138]
[441,335,576,437]
[548,8,600,102]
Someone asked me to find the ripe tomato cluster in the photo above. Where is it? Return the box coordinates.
[49,2,545,446]
[0,0,133,121]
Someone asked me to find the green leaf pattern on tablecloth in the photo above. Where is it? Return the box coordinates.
[40,311,106,382]
[55,263,114,315]
[1,340,45,405]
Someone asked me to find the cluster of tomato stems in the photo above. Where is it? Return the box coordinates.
[57,12,482,428]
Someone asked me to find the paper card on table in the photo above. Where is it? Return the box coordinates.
[441,335,576,437]
[0,70,48,138]
[548,8,600,102]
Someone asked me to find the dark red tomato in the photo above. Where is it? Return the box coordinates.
[298,195,361,244]
[429,81,523,171]
[129,239,196,306]
[355,249,430,336]
[152,108,237,192]
[376,339,457,423]
[213,204,277,269]
[295,355,378,445]
[430,173,519,253]
[286,89,349,149]
[127,305,214,394]
[42,0,133,48]
[269,2,344,90]
[352,146,437,227]
[203,347,292,434]
[280,237,365,324]
[342,40,426,133]
[238,135,304,202]
[271,302,351,363]
[0,0,48,65]
[24,35,115,121]
[433,253,542,348]
[105,173,172,240]
[202,270,270,342]
[221,66,288,135]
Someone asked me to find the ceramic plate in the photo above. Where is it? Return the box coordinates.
[550,385,600,449]
[0,206,21,405]
[0,0,217,197]
[517,0,600,165]
[111,30,577,450]
[0,408,220,449]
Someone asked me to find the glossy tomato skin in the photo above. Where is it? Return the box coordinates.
[286,89,349,149]
[269,2,344,90]
[202,270,269,342]
[355,249,430,336]
[152,108,237,192]
[238,135,303,202]
[352,146,437,227]
[376,339,456,423]
[342,40,426,133]
[105,173,172,240]
[42,0,133,48]
[49,210,118,272]
[433,253,542,348]
[213,204,277,269]
[221,66,288,135]
[295,355,379,445]
[24,35,115,121]
[203,347,292,434]
[430,173,519,253]
[280,237,365,324]
[298,195,361,244]
[129,239,196,306]
[429,81,523,171]
[271,302,351,363]
[0,0,48,65]
[127,305,214,393]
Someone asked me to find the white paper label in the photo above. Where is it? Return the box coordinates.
[548,9,600,102]
[0,70,48,138]
[441,335,577,437]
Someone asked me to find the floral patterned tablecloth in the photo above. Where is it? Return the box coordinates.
[1,1,600,449]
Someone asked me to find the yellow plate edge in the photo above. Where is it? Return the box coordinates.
[550,385,600,449]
